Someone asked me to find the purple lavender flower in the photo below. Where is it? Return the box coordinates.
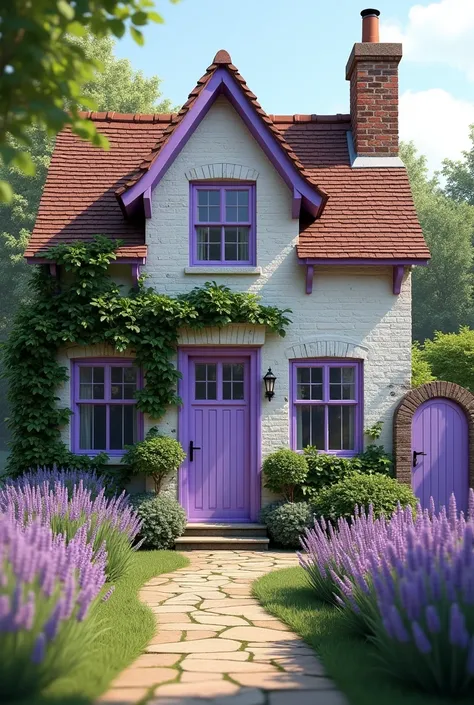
[425,605,441,634]
[31,632,46,665]
[449,603,469,649]
[412,621,432,654]
[102,586,115,602]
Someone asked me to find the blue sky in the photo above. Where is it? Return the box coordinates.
[116,0,474,172]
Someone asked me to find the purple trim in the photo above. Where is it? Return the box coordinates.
[392,265,404,295]
[305,264,314,295]
[300,258,429,266]
[71,358,143,458]
[131,264,140,287]
[143,188,152,219]
[119,68,324,220]
[178,347,261,522]
[189,183,256,267]
[289,359,363,456]
[26,256,146,265]
[292,188,302,219]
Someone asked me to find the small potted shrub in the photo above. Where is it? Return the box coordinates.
[121,428,186,493]
[262,448,308,502]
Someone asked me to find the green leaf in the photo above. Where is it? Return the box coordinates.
[130,26,145,46]
[66,20,87,36]
[147,11,165,23]
[0,181,13,203]
[132,11,149,26]
[12,151,36,176]
[109,19,126,38]
[57,0,75,20]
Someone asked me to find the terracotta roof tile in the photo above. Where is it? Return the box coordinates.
[27,63,429,262]
[114,51,327,204]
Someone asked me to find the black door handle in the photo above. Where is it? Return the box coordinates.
[413,450,427,467]
[189,440,201,462]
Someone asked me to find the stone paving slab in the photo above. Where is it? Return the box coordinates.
[97,550,349,705]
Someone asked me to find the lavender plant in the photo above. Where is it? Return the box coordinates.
[299,491,474,695]
[13,467,106,498]
[0,471,142,581]
[0,514,106,700]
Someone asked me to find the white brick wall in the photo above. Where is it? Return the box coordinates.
[56,96,412,505]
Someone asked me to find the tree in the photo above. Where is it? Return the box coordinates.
[422,327,474,392]
[400,143,474,341]
[0,34,173,467]
[411,342,435,388]
[0,0,173,200]
[443,124,474,205]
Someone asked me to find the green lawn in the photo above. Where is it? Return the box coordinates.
[253,566,471,705]
[15,550,188,705]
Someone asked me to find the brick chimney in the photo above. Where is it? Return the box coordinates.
[346,9,403,157]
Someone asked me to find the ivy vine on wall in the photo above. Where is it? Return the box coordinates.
[2,237,291,475]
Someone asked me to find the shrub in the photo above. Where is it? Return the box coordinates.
[262,449,308,502]
[1,470,142,581]
[351,445,393,477]
[422,326,474,391]
[302,447,352,498]
[130,493,187,549]
[261,501,314,548]
[0,515,106,700]
[412,342,435,387]
[313,473,417,521]
[122,429,186,494]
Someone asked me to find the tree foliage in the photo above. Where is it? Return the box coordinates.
[421,327,474,393]
[443,124,474,206]
[412,342,435,388]
[0,34,174,459]
[400,143,474,342]
[2,237,291,475]
[0,0,175,200]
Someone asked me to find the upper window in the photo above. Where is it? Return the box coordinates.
[290,360,362,456]
[190,184,255,266]
[72,361,141,455]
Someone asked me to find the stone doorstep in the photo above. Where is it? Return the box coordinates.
[175,536,270,551]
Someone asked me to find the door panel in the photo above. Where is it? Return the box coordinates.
[412,398,468,512]
[186,357,251,522]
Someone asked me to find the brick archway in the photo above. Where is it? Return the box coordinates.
[393,381,474,489]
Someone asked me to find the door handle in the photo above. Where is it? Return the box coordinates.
[413,450,427,467]
[189,440,201,462]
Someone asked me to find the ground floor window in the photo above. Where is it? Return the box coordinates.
[72,360,141,454]
[290,360,362,455]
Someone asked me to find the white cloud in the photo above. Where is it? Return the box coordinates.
[381,0,474,80]
[399,89,474,172]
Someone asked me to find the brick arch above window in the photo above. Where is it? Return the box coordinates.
[184,164,259,182]
[393,381,474,490]
[285,337,371,361]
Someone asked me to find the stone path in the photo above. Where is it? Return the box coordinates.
[98,551,348,705]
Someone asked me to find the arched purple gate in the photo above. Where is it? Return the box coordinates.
[411,398,469,512]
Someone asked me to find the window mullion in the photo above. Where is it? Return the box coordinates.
[324,404,329,452]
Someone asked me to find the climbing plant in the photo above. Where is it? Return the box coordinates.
[2,237,291,475]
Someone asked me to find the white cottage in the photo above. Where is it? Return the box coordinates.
[26,10,430,545]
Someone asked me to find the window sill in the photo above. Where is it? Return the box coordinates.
[184,266,262,275]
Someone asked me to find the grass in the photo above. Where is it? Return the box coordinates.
[12,550,188,705]
[253,566,472,705]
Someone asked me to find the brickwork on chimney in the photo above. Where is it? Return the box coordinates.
[393,382,474,490]
[346,43,402,157]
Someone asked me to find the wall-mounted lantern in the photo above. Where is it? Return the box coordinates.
[263,368,276,401]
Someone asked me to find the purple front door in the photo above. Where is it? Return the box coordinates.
[182,356,251,522]
[412,398,469,512]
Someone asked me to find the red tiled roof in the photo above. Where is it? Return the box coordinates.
[27,66,429,261]
[115,49,327,207]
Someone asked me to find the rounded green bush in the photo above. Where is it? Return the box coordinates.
[129,493,187,549]
[122,430,186,494]
[262,448,308,502]
[313,473,417,521]
[260,501,314,548]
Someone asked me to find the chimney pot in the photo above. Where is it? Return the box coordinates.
[361,8,380,43]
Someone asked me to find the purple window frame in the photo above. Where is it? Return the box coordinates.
[71,359,143,457]
[290,359,363,457]
[189,182,256,266]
